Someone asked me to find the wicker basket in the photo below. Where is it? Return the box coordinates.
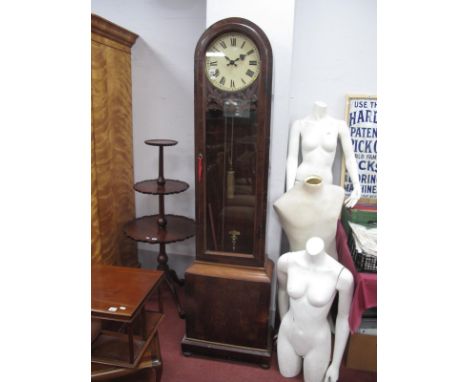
[348,234,377,273]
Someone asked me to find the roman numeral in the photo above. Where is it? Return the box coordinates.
[213,69,220,77]
[246,49,254,55]
[249,60,257,66]
[241,41,246,49]
[210,61,218,66]
[219,40,227,49]
[220,76,226,85]
[241,78,246,85]
[230,37,236,46]
[246,69,255,78]
[230,79,235,89]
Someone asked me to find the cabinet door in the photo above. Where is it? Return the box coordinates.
[91,36,137,266]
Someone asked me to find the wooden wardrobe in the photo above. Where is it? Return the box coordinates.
[91,14,139,266]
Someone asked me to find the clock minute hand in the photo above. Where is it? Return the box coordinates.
[224,55,239,67]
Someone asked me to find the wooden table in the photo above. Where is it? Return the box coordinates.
[91,265,165,380]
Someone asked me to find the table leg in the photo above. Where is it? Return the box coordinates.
[158,287,164,313]
[150,332,163,382]
[128,323,134,364]
[141,308,147,338]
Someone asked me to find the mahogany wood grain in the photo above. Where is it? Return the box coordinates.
[92,353,162,382]
[187,260,273,283]
[127,139,192,318]
[184,17,274,367]
[134,179,189,195]
[183,258,274,366]
[91,14,139,266]
[193,17,273,268]
[91,265,164,370]
[92,312,163,368]
[144,139,177,146]
[124,215,195,245]
[92,265,164,320]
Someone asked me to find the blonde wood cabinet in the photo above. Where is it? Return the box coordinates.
[91,14,139,266]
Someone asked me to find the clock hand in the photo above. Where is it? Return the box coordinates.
[224,56,239,67]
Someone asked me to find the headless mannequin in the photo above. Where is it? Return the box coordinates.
[273,175,344,259]
[286,101,361,208]
[277,237,354,382]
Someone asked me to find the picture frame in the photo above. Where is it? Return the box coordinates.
[340,94,377,205]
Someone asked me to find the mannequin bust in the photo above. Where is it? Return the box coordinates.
[286,101,361,208]
[277,237,354,382]
[273,175,344,259]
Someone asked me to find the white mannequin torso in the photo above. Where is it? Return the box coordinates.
[294,115,341,185]
[277,237,354,382]
[273,176,344,259]
[286,101,362,208]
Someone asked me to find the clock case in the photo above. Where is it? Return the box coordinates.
[182,17,274,367]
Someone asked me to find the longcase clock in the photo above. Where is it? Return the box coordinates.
[182,17,274,367]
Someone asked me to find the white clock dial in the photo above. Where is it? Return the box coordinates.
[205,32,261,92]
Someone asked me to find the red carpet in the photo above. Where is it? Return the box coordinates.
[156,283,377,382]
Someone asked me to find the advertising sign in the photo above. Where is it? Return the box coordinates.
[341,95,377,204]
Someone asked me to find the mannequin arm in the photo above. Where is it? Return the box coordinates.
[276,253,290,320]
[286,121,301,191]
[338,122,361,208]
[325,268,354,382]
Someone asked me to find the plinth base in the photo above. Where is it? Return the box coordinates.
[181,334,272,368]
[183,259,274,368]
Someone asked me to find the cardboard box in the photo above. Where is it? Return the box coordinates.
[345,333,377,372]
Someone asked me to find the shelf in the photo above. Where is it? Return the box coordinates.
[144,139,177,147]
[92,352,160,381]
[92,312,163,369]
[124,214,195,244]
[134,179,189,195]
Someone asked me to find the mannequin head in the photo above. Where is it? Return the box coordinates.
[305,237,325,256]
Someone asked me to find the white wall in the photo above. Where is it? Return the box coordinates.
[290,0,377,183]
[91,0,206,269]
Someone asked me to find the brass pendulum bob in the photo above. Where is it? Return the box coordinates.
[227,164,235,199]
[229,230,240,252]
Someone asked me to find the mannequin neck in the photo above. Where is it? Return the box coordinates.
[303,176,323,193]
[312,101,328,120]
